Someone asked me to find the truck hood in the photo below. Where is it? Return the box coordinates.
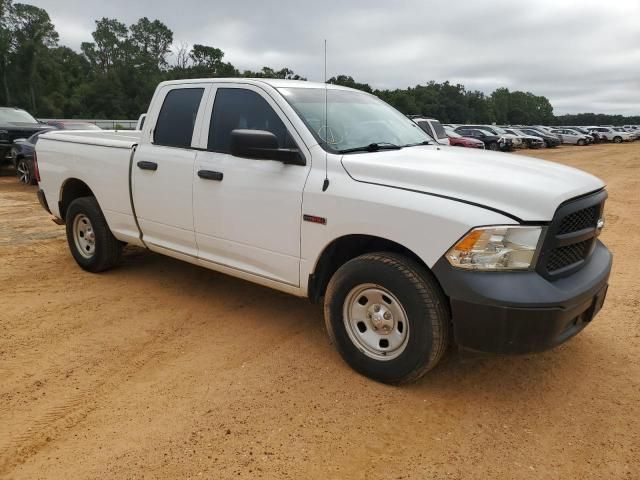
[341,145,605,221]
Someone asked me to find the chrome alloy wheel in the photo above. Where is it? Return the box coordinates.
[73,214,96,258]
[343,283,410,361]
[16,159,31,184]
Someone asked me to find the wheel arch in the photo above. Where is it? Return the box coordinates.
[307,234,430,304]
[59,178,96,221]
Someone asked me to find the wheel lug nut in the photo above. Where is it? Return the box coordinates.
[374,305,381,313]
[383,312,391,320]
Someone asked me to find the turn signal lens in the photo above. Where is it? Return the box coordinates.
[446,226,543,271]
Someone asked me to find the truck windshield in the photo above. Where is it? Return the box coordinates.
[278,87,429,153]
[0,108,38,124]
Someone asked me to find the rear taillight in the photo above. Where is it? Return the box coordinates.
[33,151,41,183]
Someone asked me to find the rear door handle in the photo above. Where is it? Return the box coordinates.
[137,161,158,171]
[198,170,223,181]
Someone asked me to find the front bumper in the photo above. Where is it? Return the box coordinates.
[432,241,612,354]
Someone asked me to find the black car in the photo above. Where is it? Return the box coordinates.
[0,107,55,164]
[518,128,561,148]
[12,130,55,185]
[454,127,514,151]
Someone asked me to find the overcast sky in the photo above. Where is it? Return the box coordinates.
[26,0,640,115]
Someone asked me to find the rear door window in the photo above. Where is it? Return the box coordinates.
[154,88,204,148]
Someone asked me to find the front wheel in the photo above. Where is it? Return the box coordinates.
[324,252,450,384]
[488,142,499,151]
[613,136,623,144]
[65,196,123,272]
[577,139,586,146]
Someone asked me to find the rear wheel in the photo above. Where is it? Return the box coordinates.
[324,252,450,384]
[16,158,36,185]
[65,196,123,272]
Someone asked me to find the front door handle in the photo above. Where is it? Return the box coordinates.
[198,170,223,181]
[137,161,158,171]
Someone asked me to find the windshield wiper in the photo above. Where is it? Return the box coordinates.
[402,140,432,147]
[338,142,402,154]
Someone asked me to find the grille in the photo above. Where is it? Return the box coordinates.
[539,191,606,277]
[557,206,599,234]
[546,240,591,272]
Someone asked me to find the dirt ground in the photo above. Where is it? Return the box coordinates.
[0,143,638,479]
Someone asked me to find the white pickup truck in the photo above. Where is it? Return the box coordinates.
[35,79,612,384]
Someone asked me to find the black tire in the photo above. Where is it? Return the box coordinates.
[488,142,499,151]
[65,196,123,273]
[324,252,450,384]
[15,158,36,185]
[613,136,623,144]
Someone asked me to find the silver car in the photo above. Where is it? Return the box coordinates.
[550,128,590,146]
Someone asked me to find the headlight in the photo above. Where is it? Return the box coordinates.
[446,226,543,271]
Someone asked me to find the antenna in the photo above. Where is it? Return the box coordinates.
[322,39,330,192]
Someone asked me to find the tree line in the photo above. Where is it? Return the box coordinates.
[0,1,637,125]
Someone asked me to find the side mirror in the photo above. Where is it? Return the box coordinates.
[229,129,305,166]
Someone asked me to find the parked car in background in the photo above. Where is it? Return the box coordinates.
[566,127,598,143]
[46,120,102,131]
[533,126,562,138]
[612,126,639,140]
[550,128,590,146]
[445,128,485,149]
[454,127,514,151]
[0,107,55,164]
[503,128,545,149]
[464,125,523,148]
[410,116,450,145]
[517,128,561,148]
[12,130,56,185]
[586,127,633,143]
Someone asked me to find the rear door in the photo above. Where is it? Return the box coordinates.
[133,84,210,256]
[192,84,311,286]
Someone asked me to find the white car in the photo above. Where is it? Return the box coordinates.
[550,128,590,146]
[34,78,612,383]
[586,127,634,143]
[613,127,639,140]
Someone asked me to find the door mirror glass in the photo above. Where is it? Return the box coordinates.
[229,129,305,165]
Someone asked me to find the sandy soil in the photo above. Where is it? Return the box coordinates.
[0,143,638,479]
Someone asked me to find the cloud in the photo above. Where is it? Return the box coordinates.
[26,0,640,115]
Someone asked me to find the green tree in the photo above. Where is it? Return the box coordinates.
[129,17,173,69]
[0,0,13,104]
[81,18,128,74]
[327,75,372,93]
[12,3,58,110]
[244,66,306,80]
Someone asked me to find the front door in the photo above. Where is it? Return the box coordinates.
[193,85,310,286]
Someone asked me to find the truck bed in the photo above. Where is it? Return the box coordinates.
[37,130,143,246]
[40,130,141,149]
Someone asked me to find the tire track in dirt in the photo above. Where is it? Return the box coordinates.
[0,320,190,474]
